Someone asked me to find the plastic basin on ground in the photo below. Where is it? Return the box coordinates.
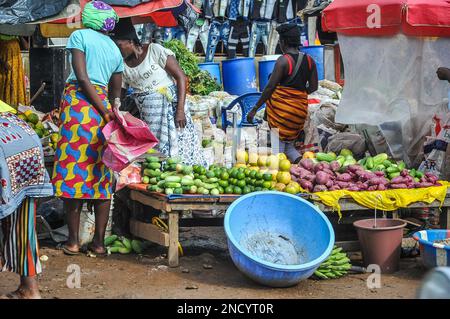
[224,191,335,287]
[413,230,450,268]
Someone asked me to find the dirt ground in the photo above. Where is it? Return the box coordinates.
[0,227,427,299]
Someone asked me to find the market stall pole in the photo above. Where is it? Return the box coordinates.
[127,184,450,267]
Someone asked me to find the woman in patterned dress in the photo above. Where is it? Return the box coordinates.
[51,1,123,256]
[112,18,206,166]
[0,102,54,299]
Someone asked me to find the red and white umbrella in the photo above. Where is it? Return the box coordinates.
[322,0,450,37]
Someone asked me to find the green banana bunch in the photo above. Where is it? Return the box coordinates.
[314,246,352,280]
[105,235,144,255]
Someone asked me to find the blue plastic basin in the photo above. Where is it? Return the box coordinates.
[222,58,257,96]
[413,230,450,268]
[224,191,335,287]
[198,62,222,85]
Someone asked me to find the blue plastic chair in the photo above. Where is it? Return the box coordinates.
[221,93,266,131]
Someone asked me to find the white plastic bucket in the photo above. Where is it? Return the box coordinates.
[79,198,113,246]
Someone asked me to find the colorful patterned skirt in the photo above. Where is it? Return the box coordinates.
[1,197,41,277]
[51,83,112,199]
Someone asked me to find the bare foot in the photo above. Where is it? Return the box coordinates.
[0,288,41,299]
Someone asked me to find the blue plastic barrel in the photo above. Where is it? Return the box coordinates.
[222,58,257,96]
[300,45,325,80]
[258,60,276,91]
[198,62,222,85]
[224,191,335,287]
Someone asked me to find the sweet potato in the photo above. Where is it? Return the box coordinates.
[425,173,438,184]
[325,180,334,188]
[316,171,330,185]
[391,176,407,184]
[322,169,336,178]
[304,174,316,183]
[329,185,341,191]
[300,180,313,192]
[377,184,387,191]
[369,177,388,186]
[337,181,350,189]
[348,186,360,192]
[314,163,324,173]
[417,182,434,188]
[300,159,314,171]
[389,183,408,189]
[290,166,301,176]
[337,173,352,182]
[368,185,378,191]
[374,171,385,177]
[330,161,341,172]
[313,185,328,193]
[400,169,409,177]
[347,165,363,173]
[297,167,312,178]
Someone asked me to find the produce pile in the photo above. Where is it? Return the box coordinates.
[163,40,221,96]
[105,235,144,255]
[314,246,351,280]
[290,149,441,193]
[17,109,59,152]
[141,153,302,195]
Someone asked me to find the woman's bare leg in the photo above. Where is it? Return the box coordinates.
[64,198,84,252]
[90,199,111,254]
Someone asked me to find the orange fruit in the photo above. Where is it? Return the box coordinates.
[276,171,292,185]
[303,151,315,159]
[279,159,291,172]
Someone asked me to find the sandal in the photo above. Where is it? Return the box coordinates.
[83,243,108,258]
[57,243,80,256]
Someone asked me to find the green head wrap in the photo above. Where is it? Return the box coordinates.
[82,1,119,32]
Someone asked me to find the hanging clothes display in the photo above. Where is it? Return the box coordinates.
[186,0,208,53]
[186,18,210,53]
[204,0,228,19]
[163,26,187,44]
[228,18,250,58]
[248,20,270,57]
[274,0,294,23]
[205,19,231,62]
[228,0,251,21]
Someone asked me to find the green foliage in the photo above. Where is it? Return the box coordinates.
[163,40,221,96]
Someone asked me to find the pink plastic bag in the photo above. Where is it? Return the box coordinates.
[102,105,158,172]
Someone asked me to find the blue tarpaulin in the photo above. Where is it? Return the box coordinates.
[0,0,70,24]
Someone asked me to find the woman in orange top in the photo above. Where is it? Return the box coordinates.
[247,23,318,163]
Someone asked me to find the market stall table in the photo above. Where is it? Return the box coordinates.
[127,184,450,267]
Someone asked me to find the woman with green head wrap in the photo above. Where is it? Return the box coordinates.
[52,1,123,256]
[82,0,119,32]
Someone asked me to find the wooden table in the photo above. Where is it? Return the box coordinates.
[127,184,450,267]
